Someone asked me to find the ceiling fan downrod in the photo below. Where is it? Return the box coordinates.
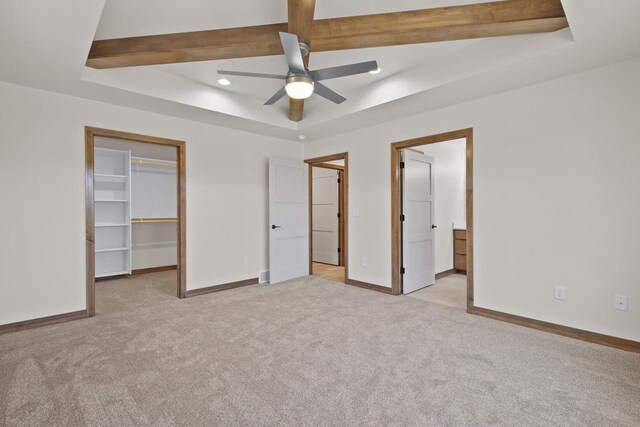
[298,42,310,59]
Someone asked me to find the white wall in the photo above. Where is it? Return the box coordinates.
[304,58,640,341]
[0,80,302,325]
[415,139,466,274]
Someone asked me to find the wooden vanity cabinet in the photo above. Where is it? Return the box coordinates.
[453,229,467,274]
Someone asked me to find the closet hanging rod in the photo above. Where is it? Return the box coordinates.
[131,159,176,167]
[131,218,177,224]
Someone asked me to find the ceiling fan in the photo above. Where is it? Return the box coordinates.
[218,32,378,106]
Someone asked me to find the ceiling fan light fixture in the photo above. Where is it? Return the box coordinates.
[285,75,314,99]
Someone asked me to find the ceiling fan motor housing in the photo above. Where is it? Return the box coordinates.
[286,75,314,84]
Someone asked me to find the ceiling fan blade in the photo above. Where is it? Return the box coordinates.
[279,32,306,75]
[264,87,288,105]
[218,70,286,80]
[310,61,378,81]
[313,82,346,104]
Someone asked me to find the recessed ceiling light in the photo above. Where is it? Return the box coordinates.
[217,78,231,86]
[298,135,307,141]
[369,67,381,75]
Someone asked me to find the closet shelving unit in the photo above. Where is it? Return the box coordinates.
[130,157,178,271]
[94,148,132,277]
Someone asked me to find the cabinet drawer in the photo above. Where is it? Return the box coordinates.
[455,254,467,271]
[454,230,466,240]
[455,239,466,255]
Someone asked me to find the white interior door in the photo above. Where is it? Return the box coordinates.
[402,150,435,294]
[312,167,339,265]
[269,158,309,284]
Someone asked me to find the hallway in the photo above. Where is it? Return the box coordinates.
[312,262,345,283]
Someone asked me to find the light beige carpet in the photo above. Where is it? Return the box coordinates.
[1,273,639,426]
[408,274,467,309]
[95,271,178,314]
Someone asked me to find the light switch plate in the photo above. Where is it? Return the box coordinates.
[352,208,360,217]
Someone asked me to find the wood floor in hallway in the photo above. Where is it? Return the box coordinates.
[312,262,345,283]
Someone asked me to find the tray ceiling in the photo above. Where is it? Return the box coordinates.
[1,1,640,141]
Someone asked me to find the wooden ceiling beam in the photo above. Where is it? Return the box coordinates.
[287,0,316,122]
[86,0,567,70]
[87,23,288,69]
[311,0,568,51]
[87,0,569,68]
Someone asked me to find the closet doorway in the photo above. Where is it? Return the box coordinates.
[85,127,186,317]
[305,153,348,284]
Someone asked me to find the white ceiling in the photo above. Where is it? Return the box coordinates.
[156,38,477,106]
[1,1,640,142]
[94,0,500,40]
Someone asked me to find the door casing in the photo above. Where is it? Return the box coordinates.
[85,127,187,317]
[390,129,474,311]
[304,153,349,281]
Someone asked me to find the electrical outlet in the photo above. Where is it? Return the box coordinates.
[615,295,628,311]
[554,286,566,300]
[361,256,367,266]
[243,255,250,265]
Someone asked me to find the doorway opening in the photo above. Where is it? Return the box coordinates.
[85,127,186,317]
[305,153,348,284]
[391,129,473,312]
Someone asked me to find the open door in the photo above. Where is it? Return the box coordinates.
[269,158,309,284]
[312,167,340,265]
[402,150,435,294]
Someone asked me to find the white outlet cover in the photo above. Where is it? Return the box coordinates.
[352,208,360,217]
[614,295,628,311]
[361,256,367,266]
[554,286,566,300]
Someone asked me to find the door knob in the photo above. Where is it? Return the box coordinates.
[271,225,281,229]
[432,224,438,229]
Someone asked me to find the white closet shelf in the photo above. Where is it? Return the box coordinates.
[94,147,131,279]
[132,241,178,247]
[96,247,129,253]
[95,173,128,179]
